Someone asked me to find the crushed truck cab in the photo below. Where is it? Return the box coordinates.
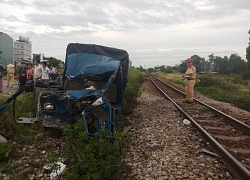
[38,43,129,135]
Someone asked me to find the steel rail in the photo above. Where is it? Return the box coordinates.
[148,74,250,180]
[151,74,250,135]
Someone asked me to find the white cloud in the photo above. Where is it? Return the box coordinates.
[0,0,249,68]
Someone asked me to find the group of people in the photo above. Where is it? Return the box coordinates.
[2,58,196,103]
[0,59,59,93]
[21,59,59,87]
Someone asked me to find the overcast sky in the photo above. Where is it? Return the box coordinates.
[0,0,250,68]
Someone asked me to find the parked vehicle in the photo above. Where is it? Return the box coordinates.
[38,43,129,135]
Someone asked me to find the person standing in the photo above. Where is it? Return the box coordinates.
[26,63,34,80]
[34,59,43,94]
[50,65,59,80]
[0,62,5,93]
[34,59,43,80]
[41,61,50,81]
[19,61,27,88]
[182,58,196,104]
[25,62,35,92]
[6,64,15,88]
[51,65,58,74]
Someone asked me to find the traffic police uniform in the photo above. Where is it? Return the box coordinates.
[183,58,196,103]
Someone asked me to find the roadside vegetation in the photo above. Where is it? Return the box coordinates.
[195,74,250,111]
[0,67,144,179]
[153,71,250,112]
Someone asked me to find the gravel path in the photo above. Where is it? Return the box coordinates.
[125,78,235,179]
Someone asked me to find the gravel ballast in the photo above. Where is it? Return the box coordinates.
[125,78,235,179]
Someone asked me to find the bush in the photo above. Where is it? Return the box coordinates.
[230,75,244,85]
[171,79,185,86]
[122,68,144,115]
[195,74,219,87]
[0,92,37,141]
[241,71,250,80]
[0,143,13,162]
[196,74,238,92]
[63,121,130,180]
[213,92,250,112]
[195,74,250,111]
[0,113,14,138]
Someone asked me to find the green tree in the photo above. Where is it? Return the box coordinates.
[247,46,250,70]
[213,56,222,72]
[147,68,154,72]
[191,55,205,73]
[136,65,145,71]
[47,57,60,67]
[179,60,187,73]
[208,54,215,65]
[154,65,160,72]
[246,29,250,70]
[172,64,180,73]
[165,66,173,73]
[212,55,229,74]
[158,65,173,73]
[228,54,246,74]
[159,65,166,72]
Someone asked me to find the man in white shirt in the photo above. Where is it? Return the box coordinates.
[51,65,58,74]
[41,61,50,81]
[34,59,43,81]
[34,59,43,94]
[50,65,59,80]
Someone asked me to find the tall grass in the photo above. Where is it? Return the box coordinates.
[0,92,36,138]
[122,68,144,115]
[195,74,250,111]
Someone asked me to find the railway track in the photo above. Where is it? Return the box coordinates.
[148,73,250,180]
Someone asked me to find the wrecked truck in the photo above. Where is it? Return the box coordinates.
[0,43,129,136]
[39,43,129,135]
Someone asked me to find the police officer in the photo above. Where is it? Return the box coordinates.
[182,58,196,104]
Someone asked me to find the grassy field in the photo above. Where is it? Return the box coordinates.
[153,71,250,112]
[153,71,182,80]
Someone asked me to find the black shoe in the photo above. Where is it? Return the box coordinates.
[186,101,194,104]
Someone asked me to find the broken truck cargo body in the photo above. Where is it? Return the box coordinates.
[39,43,129,135]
